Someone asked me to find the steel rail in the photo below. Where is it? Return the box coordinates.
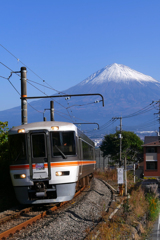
[0,186,86,239]
[0,207,32,225]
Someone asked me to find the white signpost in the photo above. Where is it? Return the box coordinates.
[117,168,124,184]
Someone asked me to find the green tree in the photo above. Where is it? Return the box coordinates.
[0,121,9,161]
[0,121,18,210]
[100,131,143,164]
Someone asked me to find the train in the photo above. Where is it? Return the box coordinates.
[8,121,96,204]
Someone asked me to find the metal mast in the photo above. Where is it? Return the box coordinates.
[21,67,27,125]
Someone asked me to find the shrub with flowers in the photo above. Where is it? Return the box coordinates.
[146,193,160,221]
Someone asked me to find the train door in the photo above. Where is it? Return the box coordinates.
[27,131,51,180]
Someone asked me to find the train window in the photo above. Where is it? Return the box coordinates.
[51,131,76,156]
[82,141,94,160]
[32,134,46,158]
[9,134,26,162]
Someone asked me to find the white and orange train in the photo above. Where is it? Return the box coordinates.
[8,121,96,204]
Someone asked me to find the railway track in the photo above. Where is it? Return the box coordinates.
[0,186,85,239]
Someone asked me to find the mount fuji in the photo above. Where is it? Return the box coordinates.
[76,63,158,85]
[0,63,160,137]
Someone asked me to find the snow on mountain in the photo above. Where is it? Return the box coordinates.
[78,63,158,86]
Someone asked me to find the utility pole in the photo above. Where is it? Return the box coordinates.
[50,101,54,121]
[154,100,160,136]
[119,117,122,167]
[113,116,126,195]
[119,117,127,195]
[112,116,122,167]
[21,67,27,125]
[124,156,127,195]
[43,101,55,121]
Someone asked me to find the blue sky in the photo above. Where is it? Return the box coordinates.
[0,0,160,111]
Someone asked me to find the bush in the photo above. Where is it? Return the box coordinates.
[146,193,160,221]
[0,121,18,211]
[0,121,9,161]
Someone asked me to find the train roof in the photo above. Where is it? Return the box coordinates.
[9,121,77,134]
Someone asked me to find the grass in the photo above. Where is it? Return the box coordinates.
[94,169,118,190]
[87,169,160,240]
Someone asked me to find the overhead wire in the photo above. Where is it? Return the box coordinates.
[84,101,159,135]
[0,44,66,95]
[84,118,117,134]
[0,62,44,113]
[27,79,59,91]
[0,61,93,122]
[1,45,95,122]
[122,102,157,119]
[124,119,159,132]
[26,80,74,121]
[43,80,66,95]
[0,61,70,117]
[0,45,75,120]
[0,75,8,80]
[66,100,102,109]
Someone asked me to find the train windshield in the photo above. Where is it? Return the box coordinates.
[51,131,76,157]
[9,134,26,162]
[32,134,46,158]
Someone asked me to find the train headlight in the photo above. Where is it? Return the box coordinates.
[14,174,26,179]
[51,126,59,131]
[20,174,26,179]
[55,171,70,176]
[17,129,25,133]
[56,171,62,176]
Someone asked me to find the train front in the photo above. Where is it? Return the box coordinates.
[9,121,79,204]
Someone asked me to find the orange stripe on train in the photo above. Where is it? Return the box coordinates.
[10,161,96,170]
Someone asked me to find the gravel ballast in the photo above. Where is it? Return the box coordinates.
[11,178,112,240]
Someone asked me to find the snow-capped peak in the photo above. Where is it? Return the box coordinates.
[80,63,158,85]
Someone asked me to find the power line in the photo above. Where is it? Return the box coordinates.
[84,102,158,135]
[0,45,95,121]
[27,79,58,91]
[66,100,102,109]
[0,75,8,79]
[84,118,117,134]
[43,80,66,95]
[0,44,65,95]
[124,119,158,131]
[0,61,71,117]
[0,62,20,75]
[122,102,156,119]
[1,45,105,123]
[0,58,76,120]
[27,80,73,121]
[7,75,21,96]
[1,62,93,122]
[0,62,44,114]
